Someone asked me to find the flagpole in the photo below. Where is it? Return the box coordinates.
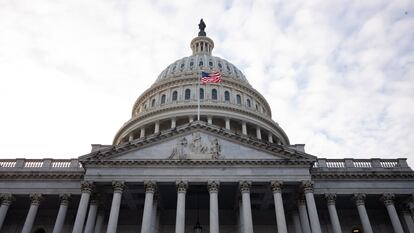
[197,72,200,121]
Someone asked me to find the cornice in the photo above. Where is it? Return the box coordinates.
[0,171,84,180]
[81,159,314,168]
[311,170,414,180]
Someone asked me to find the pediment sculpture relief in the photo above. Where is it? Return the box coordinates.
[169,133,222,160]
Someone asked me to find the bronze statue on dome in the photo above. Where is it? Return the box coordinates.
[198,19,206,36]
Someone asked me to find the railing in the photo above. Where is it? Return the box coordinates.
[0,158,82,170]
[313,158,411,171]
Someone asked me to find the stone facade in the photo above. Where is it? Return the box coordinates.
[1,22,414,233]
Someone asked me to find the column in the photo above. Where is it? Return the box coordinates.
[208,181,220,233]
[353,193,373,233]
[240,181,253,233]
[271,181,287,233]
[302,181,322,233]
[140,128,146,138]
[22,193,43,233]
[381,193,404,233]
[238,200,244,233]
[52,194,71,233]
[106,181,125,233]
[94,210,105,233]
[171,118,176,128]
[291,211,302,233]
[0,194,14,231]
[175,181,187,233]
[189,116,194,123]
[256,127,261,140]
[268,132,273,143]
[208,116,213,124]
[72,181,94,233]
[297,196,311,233]
[225,118,230,130]
[84,196,99,233]
[150,194,159,233]
[401,209,414,233]
[129,134,134,141]
[141,181,156,233]
[154,121,160,134]
[242,121,247,135]
[325,194,342,233]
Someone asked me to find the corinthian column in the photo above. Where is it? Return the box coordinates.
[141,181,156,233]
[208,181,220,233]
[22,193,43,233]
[353,193,373,233]
[381,193,404,233]
[325,194,342,233]
[175,181,188,233]
[52,194,71,233]
[297,195,311,233]
[72,181,94,233]
[401,209,414,233]
[302,181,322,233]
[0,194,14,231]
[240,181,253,233]
[106,181,126,233]
[271,181,287,233]
[84,195,99,233]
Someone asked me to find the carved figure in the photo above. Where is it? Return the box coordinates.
[169,137,188,159]
[189,133,208,153]
[210,138,221,159]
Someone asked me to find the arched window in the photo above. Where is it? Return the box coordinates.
[151,99,156,107]
[246,99,251,107]
[199,88,204,99]
[224,91,230,101]
[236,94,241,105]
[172,91,178,101]
[161,94,166,104]
[256,104,258,110]
[185,89,191,100]
[212,89,217,100]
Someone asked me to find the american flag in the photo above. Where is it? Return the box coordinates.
[200,71,221,84]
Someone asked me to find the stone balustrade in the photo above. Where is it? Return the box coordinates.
[0,159,82,171]
[314,158,411,171]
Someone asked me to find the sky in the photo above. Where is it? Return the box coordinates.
[0,0,413,166]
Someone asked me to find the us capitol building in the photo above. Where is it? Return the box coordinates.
[1,21,414,233]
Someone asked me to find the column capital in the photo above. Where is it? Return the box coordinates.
[29,193,43,206]
[112,181,126,193]
[0,193,14,206]
[297,194,306,205]
[176,181,188,193]
[80,181,94,194]
[301,180,314,194]
[144,181,157,193]
[325,193,336,205]
[239,181,252,193]
[353,193,366,206]
[381,193,395,206]
[59,194,71,206]
[270,181,283,193]
[208,181,220,193]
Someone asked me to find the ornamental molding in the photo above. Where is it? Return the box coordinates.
[144,181,157,193]
[301,180,314,194]
[208,181,220,193]
[176,181,188,193]
[81,181,94,194]
[0,171,84,180]
[112,181,126,193]
[353,193,366,206]
[59,194,71,206]
[86,122,312,163]
[29,193,43,205]
[239,181,251,193]
[0,193,15,205]
[270,181,283,193]
[311,171,414,180]
[325,193,336,205]
[381,193,395,206]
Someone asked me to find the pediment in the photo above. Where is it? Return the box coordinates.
[80,122,316,162]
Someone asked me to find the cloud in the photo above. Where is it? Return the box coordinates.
[0,0,413,167]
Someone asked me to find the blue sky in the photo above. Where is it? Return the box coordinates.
[0,0,413,166]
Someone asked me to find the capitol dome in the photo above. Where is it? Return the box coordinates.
[113,20,290,146]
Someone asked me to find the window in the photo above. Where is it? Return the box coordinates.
[185,89,191,100]
[236,94,241,105]
[199,88,204,100]
[224,91,230,101]
[199,61,203,67]
[161,94,166,104]
[151,99,156,107]
[212,89,217,100]
[246,99,251,107]
[172,91,178,101]
[256,104,258,110]
[209,61,213,67]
